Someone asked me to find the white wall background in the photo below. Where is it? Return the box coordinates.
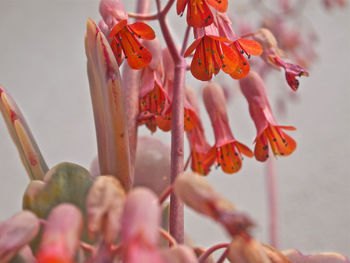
[0,0,349,257]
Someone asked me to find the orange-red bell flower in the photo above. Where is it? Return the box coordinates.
[215,13,263,79]
[156,80,198,132]
[229,38,263,79]
[185,27,239,81]
[177,0,228,28]
[185,87,216,175]
[203,83,253,174]
[240,71,297,162]
[109,19,155,69]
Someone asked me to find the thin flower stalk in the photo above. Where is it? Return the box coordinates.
[154,0,186,243]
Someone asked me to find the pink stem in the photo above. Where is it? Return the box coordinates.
[184,154,191,171]
[216,248,229,263]
[128,0,175,20]
[156,0,182,63]
[155,0,186,243]
[169,61,186,243]
[159,185,174,204]
[198,243,229,263]
[266,157,279,248]
[181,25,191,55]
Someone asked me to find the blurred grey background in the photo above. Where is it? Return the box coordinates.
[0,0,349,257]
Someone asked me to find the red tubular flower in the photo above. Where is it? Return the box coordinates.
[203,83,253,174]
[184,26,239,81]
[156,80,198,132]
[273,56,309,91]
[109,19,155,69]
[253,28,309,91]
[185,87,216,175]
[229,38,263,79]
[215,13,263,79]
[137,39,171,133]
[177,0,228,28]
[239,71,297,162]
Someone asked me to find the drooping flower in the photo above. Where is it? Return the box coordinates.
[239,71,297,162]
[177,0,228,28]
[185,86,216,175]
[155,48,198,132]
[184,26,239,81]
[273,56,309,91]
[109,19,155,69]
[253,28,309,91]
[99,0,156,69]
[203,83,253,174]
[138,39,168,115]
[156,81,199,132]
[216,12,263,79]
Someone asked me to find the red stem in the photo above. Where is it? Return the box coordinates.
[198,243,229,263]
[159,185,174,204]
[183,153,191,171]
[169,61,186,243]
[181,25,191,56]
[155,0,186,244]
[266,157,279,248]
[216,247,229,263]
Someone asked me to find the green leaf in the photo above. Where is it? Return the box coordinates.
[23,162,93,218]
[22,162,94,252]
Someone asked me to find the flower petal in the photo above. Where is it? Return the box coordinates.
[111,38,124,66]
[254,134,270,162]
[220,43,240,75]
[140,82,169,116]
[235,141,254,157]
[187,0,214,28]
[120,29,152,69]
[129,22,155,40]
[238,38,263,56]
[206,0,228,12]
[229,47,250,79]
[266,126,296,157]
[184,37,203,57]
[190,42,212,81]
[217,142,243,174]
[109,19,128,39]
[176,0,189,15]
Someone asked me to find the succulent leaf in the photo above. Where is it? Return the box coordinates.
[0,86,48,180]
[85,18,132,190]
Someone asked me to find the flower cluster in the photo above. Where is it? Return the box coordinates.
[0,0,347,262]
